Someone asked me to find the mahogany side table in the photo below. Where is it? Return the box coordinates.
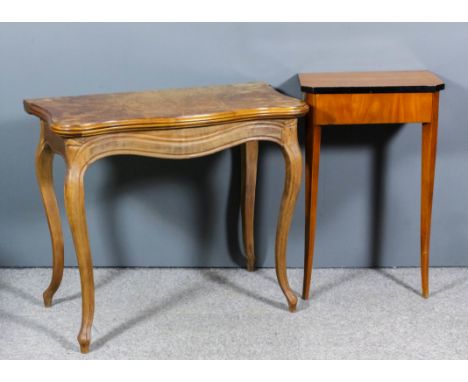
[24,82,308,353]
[299,71,445,300]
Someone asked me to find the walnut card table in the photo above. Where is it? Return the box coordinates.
[24,82,308,353]
[299,70,445,300]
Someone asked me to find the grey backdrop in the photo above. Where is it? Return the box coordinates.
[1,23,468,268]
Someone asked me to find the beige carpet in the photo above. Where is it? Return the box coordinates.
[1,267,468,359]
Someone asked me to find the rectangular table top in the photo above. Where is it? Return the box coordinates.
[24,82,308,138]
[299,70,444,94]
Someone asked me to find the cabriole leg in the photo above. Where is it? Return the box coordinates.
[275,125,302,312]
[36,133,65,307]
[64,163,95,353]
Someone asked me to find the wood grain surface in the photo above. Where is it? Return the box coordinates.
[24,82,308,137]
[312,93,433,125]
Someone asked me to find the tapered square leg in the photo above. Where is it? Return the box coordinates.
[303,122,321,300]
[420,93,439,298]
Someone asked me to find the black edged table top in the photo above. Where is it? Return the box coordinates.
[299,70,445,94]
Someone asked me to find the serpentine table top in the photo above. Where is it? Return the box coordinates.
[24,82,308,137]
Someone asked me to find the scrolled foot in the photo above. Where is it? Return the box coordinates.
[43,289,54,307]
[78,333,91,354]
[287,294,298,313]
[79,342,90,354]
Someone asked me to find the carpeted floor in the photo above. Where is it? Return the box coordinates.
[1,267,468,359]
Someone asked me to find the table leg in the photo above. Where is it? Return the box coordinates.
[276,127,302,312]
[64,162,95,353]
[36,135,65,307]
[302,123,321,300]
[241,141,258,271]
[421,93,439,298]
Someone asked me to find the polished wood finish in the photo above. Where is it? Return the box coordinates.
[275,125,302,312]
[24,82,308,137]
[302,100,321,300]
[300,71,444,301]
[36,122,65,307]
[26,83,307,353]
[241,141,258,271]
[299,70,445,94]
[421,92,439,298]
[313,93,433,125]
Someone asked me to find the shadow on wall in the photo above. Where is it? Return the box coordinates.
[10,75,464,269]
[96,75,406,269]
[99,142,294,269]
[96,76,307,269]
[100,153,241,267]
[322,124,403,267]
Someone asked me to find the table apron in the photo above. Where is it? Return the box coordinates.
[310,92,434,125]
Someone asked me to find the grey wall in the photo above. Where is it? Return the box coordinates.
[1,23,468,268]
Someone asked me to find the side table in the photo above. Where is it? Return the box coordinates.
[24,82,308,353]
[299,71,445,300]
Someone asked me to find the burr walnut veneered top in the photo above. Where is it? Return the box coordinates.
[299,70,445,94]
[24,82,308,137]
